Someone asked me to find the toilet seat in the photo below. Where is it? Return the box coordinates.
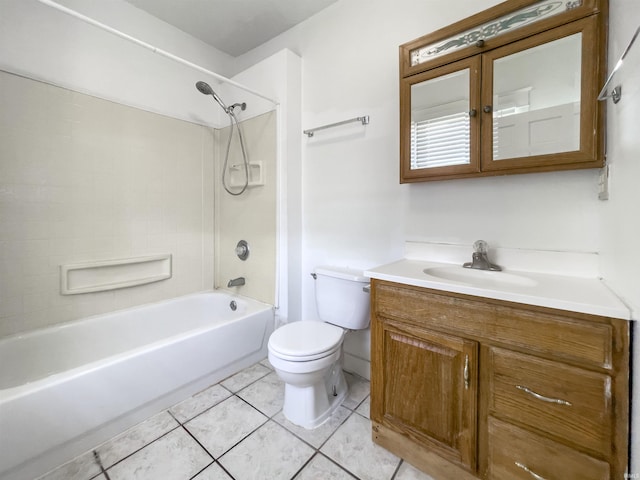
[268,321,344,362]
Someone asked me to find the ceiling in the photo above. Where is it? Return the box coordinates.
[125,0,339,57]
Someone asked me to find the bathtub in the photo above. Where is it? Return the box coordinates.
[0,291,274,480]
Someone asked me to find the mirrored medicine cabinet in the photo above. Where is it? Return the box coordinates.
[400,0,607,183]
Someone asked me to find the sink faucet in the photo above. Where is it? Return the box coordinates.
[463,240,502,271]
[227,277,245,287]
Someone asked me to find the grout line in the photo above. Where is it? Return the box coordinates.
[315,408,355,451]
[219,364,272,394]
[169,386,235,424]
[390,459,403,480]
[318,451,361,479]
[180,424,215,464]
[98,422,181,471]
[287,451,318,480]
[188,460,216,480]
[92,451,111,480]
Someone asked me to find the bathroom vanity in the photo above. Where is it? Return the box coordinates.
[367,258,630,480]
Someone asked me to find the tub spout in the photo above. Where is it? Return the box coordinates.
[227,277,245,287]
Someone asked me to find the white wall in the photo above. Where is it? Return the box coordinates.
[231,49,303,323]
[0,0,235,127]
[599,0,640,472]
[235,0,608,377]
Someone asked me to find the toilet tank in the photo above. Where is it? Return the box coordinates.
[314,266,370,330]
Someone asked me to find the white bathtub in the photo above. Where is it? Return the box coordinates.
[0,291,274,480]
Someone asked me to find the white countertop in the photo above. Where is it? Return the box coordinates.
[365,259,631,320]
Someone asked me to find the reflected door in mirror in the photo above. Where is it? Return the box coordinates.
[492,33,582,161]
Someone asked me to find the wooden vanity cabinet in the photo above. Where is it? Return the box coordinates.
[370,279,629,480]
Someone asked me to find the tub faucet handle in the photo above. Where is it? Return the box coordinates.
[227,277,245,287]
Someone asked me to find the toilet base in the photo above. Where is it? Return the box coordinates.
[282,365,348,429]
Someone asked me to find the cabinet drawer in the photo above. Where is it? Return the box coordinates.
[488,347,612,454]
[488,417,610,480]
[373,281,613,368]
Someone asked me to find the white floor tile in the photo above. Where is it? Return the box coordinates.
[342,372,370,410]
[185,395,267,458]
[294,454,357,480]
[259,357,273,370]
[221,363,271,392]
[395,461,436,480]
[356,395,371,419]
[36,450,101,480]
[96,411,179,468]
[273,406,351,448]
[170,384,232,423]
[237,371,284,417]
[41,363,397,480]
[219,421,314,480]
[321,414,400,480]
[106,428,212,480]
[192,462,233,479]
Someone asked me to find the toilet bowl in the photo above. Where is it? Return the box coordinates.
[268,266,370,429]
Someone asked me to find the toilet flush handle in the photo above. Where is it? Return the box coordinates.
[363,284,370,293]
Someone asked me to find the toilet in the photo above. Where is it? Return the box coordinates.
[268,266,370,429]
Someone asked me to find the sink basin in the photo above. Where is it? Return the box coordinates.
[423,266,538,289]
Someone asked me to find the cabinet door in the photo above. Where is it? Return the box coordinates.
[481,16,603,172]
[400,56,481,182]
[372,318,478,470]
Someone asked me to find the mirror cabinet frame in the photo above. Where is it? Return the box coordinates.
[399,0,608,183]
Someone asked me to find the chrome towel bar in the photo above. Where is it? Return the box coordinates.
[303,115,370,137]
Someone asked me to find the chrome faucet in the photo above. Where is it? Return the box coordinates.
[227,277,245,287]
[463,240,502,271]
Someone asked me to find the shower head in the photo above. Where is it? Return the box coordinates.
[195,80,213,95]
[195,81,229,113]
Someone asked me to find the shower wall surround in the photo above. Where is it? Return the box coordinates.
[0,70,215,338]
[215,111,277,306]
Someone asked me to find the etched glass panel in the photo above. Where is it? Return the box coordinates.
[411,0,583,66]
[493,33,581,160]
[411,69,470,169]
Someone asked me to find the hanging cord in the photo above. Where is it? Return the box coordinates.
[221,107,250,196]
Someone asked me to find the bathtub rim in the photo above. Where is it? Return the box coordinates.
[0,289,274,401]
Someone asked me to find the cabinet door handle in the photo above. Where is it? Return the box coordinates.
[483,105,493,113]
[515,462,548,480]
[515,385,572,406]
[468,109,477,117]
[463,355,470,389]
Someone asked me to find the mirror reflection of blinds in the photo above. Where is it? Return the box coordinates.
[411,111,470,169]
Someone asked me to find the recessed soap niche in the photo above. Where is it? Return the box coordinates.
[228,162,264,187]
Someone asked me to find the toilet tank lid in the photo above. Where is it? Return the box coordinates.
[314,266,368,282]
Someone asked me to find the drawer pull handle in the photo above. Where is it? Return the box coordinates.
[516,385,572,406]
[463,355,470,389]
[515,462,548,480]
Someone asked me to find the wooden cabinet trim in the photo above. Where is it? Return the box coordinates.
[401,0,604,77]
[487,417,611,480]
[374,280,615,369]
[487,346,613,455]
[400,56,482,181]
[480,16,602,172]
[374,318,479,470]
[399,0,607,183]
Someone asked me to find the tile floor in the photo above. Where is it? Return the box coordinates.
[37,359,435,480]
